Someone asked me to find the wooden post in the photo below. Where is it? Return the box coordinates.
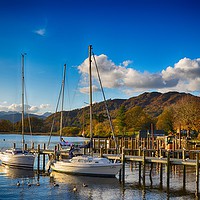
[166,151,170,190]
[182,148,186,190]
[142,149,146,186]
[25,143,27,150]
[160,163,163,188]
[179,124,181,149]
[139,161,141,185]
[37,144,40,172]
[121,147,125,185]
[130,162,133,172]
[100,147,103,157]
[54,145,57,160]
[43,143,46,172]
[31,142,34,149]
[183,164,186,190]
[119,169,122,182]
[196,153,199,197]
[151,123,154,149]
[13,143,16,149]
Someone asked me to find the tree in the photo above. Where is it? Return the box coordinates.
[0,120,13,132]
[156,107,174,133]
[61,126,80,136]
[173,96,200,134]
[125,106,152,134]
[116,105,126,135]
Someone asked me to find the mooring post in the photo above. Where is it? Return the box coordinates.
[37,144,40,173]
[13,143,16,149]
[43,143,46,172]
[183,164,186,190]
[54,145,57,160]
[31,142,34,149]
[160,163,163,188]
[196,153,199,197]
[25,143,27,150]
[121,147,125,184]
[100,146,103,157]
[142,149,146,186]
[166,151,170,190]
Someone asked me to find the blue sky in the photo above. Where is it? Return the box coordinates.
[0,0,200,115]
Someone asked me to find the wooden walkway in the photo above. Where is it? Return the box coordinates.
[13,137,200,196]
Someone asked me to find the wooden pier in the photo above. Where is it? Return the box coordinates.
[13,137,200,196]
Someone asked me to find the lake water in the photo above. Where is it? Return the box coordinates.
[0,134,198,199]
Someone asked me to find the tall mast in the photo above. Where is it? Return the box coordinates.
[60,64,66,140]
[21,53,26,151]
[88,45,93,152]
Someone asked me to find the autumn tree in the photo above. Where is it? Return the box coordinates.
[156,107,174,133]
[125,106,152,134]
[173,96,200,134]
[116,105,126,136]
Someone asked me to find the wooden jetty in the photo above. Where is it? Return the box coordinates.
[13,137,200,196]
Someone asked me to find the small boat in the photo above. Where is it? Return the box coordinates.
[50,45,122,177]
[0,148,35,169]
[0,54,35,169]
[51,155,121,177]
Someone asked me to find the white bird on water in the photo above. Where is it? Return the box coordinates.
[17,181,20,186]
[73,185,77,192]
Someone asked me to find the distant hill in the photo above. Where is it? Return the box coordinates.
[0,112,48,123]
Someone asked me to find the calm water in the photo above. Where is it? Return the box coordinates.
[0,134,198,200]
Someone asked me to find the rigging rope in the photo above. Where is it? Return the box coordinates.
[92,52,118,150]
[47,83,63,148]
[24,81,33,145]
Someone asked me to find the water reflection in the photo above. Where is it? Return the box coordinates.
[50,171,122,200]
[0,164,34,179]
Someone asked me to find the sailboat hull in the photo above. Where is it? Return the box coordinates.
[0,150,35,169]
[51,156,122,177]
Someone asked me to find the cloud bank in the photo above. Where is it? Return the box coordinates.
[0,103,50,114]
[78,55,200,96]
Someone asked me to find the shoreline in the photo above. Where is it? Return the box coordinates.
[0,132,58,136]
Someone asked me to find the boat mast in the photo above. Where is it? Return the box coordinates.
[89,45,93,153]
[21,53,26,152]
[60,64,66,140]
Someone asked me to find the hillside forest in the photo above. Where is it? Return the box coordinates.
[0,92,200,138]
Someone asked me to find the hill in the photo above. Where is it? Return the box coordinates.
[0,111,48,123]
[44,91,199,130]
[1,92,199,130]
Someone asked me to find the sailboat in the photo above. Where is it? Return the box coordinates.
[0,54,35,169]
[50,45,122,177]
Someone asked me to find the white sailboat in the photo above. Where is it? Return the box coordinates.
[50,45,122,177]
[0,54,35,169]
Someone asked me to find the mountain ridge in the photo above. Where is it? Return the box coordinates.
[0,92,199,125]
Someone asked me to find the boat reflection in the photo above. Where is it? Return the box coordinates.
[50,171,120,187]
[0,164,34,179]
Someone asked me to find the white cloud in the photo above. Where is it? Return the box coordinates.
[79,85,100,94]
[39,104,50,109]
[0,103,51,114]
[78,55,200,95]
[34,28,46,36]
